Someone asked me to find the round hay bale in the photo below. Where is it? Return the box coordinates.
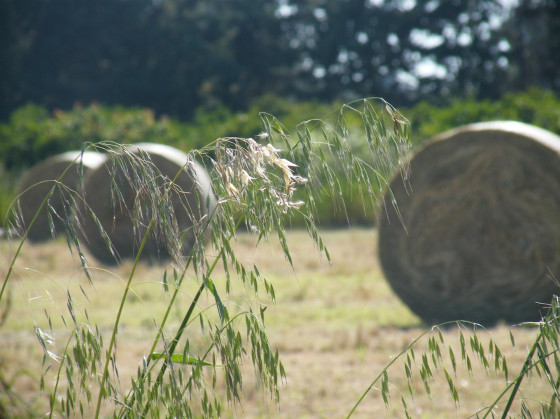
[81,143,215,265]
[378,121,560,325]
[16,151,107,242]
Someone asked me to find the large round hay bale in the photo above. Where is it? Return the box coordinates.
[81,143,215,265]
[16,151,107,242]
[378,121,560,325]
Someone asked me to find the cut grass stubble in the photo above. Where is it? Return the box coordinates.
[0,229,550,418]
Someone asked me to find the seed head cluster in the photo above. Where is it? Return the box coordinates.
[214,135,307,213]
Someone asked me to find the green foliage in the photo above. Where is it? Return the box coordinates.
[0,167,19,222]
[348,294,560,418]
[0,105,55,169]
[405,87,560,145]
[187,95,339,145]
[0,103,211,170]
[1,0,296,120]
[4,94,560,417]
[2,88,560,227]
[0,98,338,171]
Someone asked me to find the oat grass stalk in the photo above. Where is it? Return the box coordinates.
[350,296,560,417]
[120,218,237,418]
[476,296,560,418]
[93,216,154,417]
[347,321,508,418]
[1,149,90,302]
[3,98,410,417]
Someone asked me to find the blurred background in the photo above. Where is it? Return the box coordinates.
[1,0,559,224]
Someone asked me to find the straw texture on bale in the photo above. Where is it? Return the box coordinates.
[379,121,560,325]
[16,151,107,242]
[81,143,215,264]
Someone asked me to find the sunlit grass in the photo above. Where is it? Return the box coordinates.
[2,97,559,418]
[1,228,552,418]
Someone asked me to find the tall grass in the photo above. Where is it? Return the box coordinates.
[0,98,409,417]
[4,96,559,417]
[347,291,560,418]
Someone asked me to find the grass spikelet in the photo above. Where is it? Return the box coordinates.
[3,98,411,418]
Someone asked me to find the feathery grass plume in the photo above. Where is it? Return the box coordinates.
[258,98,410,228]
[1,98,410,418]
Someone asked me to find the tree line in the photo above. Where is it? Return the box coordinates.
[1,0,559,122]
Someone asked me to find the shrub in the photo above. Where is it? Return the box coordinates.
[3,87,559,227]
[405,87,560,145]
[0,103,206,171]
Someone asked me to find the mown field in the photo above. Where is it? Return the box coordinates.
[0,228,551,418]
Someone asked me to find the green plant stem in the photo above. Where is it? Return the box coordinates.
[137,279,206,417]
[146,210,236,362]
[138,219,242,417]
[348,322,485,418]
[94,218,154,418]
[1,162,80,303]
[1,182,55,302]
[479,330,542,418]
[346,328,433,418]
[499,332,540,418]
[178,311,255,398]
[48,328,78,419]
[1,147,87,303]
[103,153,216,416]
[118,213,241,417]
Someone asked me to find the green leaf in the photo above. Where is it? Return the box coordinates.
[449,347,457,374]
[205,277,229,323]
[444,368,459,405]
[149,352,214,366]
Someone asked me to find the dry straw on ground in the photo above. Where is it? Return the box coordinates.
[379,121,560,325]
[81,143,215,265]
[16,151,107,242]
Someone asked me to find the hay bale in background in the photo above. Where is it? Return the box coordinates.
[16,151,107,242]
[81,143,215,265]
[379,121,560,325]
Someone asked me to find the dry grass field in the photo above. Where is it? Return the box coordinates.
[0,228,553,418]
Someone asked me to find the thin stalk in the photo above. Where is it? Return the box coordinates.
[179,311,257,396]
[138,218,242,417]
[48,327,79,419]
[479,330,542,418]
[118,206,229,417]
[133,280,205,418]
[348,321,480,418]
[2,163,76,302]
[498,331,540,418]
[94,217,155,418]
[146,206,230,360]
[347,328,433,418]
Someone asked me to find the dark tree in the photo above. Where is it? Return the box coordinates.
[503,0,560,93]
[0,0,155,118]
[1,0,558,121]
[278,0,514,105]
[0,0,296,120]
